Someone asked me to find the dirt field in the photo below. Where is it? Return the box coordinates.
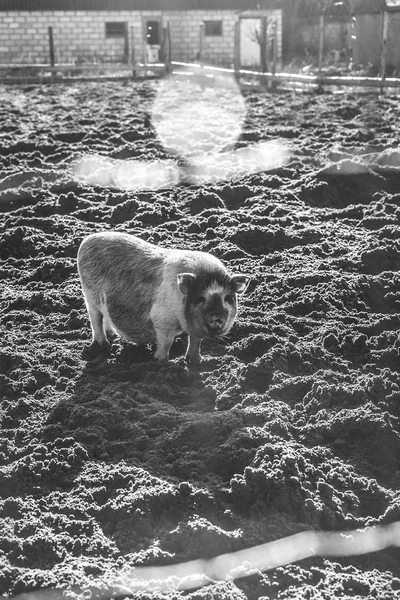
[1,79,400,599]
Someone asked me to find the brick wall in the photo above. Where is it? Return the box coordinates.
[0,11,134,63]
[165,10,236,66]
[0,9,282,67]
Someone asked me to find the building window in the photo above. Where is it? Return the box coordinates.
[105,22,126,38]
[204,21,223,37]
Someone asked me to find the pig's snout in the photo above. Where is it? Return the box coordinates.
[206,312,226,335]
[202,291,230,335]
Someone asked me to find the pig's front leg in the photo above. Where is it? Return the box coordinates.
[186,336,202,365]
[154,329,175,364]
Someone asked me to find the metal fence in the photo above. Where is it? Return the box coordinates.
[283,8,400,79]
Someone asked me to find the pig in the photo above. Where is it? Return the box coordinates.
[77,232,250,364]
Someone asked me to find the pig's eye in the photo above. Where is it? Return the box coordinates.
[193,295,206,305]
[225,295,235,305]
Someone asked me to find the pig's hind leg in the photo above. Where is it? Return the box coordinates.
[82,289,111,359]
[87,304,108,346]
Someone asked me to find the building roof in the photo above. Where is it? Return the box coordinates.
[0,0,280,10]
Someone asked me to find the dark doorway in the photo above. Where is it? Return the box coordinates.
[146,21,160,45]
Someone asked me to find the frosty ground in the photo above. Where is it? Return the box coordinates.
[1,80,400,599]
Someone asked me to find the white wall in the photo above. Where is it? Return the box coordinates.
[0,9,282,67]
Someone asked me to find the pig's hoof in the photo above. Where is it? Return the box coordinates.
[154,356,169,365]
[185,354,202,366]
[83,340,110,361]
[106,331,118,342]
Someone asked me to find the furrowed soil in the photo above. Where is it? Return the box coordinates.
[1,80,400,600]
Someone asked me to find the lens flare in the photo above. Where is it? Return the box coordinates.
[113,522,400,593]
[113,159,180,190]
[8,521,400,599]
[72,155,180,191]
[71,72,290,191]
[72,154,115,187]
[185,140,291,185]
[151,70,247,158]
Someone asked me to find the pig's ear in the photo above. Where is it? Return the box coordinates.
[177,272,196,295]
[231,275,250,294]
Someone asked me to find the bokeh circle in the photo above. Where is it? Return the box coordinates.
[151,70,247,158]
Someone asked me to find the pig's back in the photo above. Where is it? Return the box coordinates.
[78,232,165,343]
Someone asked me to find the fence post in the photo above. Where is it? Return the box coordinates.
[167,22,172,69]
[123,22,129,64]
[162,24,172,73]
[234,19,240,79]
[318,13,324,78]
[198,22,205,61]
[130,25,137,77]
[380,10,389,80]
[48,26,55,67]
[143,20,147,65]
[271,18,277,89]
[260,16,268,73]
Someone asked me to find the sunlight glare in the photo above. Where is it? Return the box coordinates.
[72,154,180,190]
[185,140,291,184]
[72,154,115,187]
[113,159,180,190]
[151,70,247,158]
[7,521,400,599]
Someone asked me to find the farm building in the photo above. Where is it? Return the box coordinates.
[0,0,282,69]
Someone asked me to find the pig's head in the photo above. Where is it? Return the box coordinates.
[177,270,250,338]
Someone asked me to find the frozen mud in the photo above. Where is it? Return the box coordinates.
[1,81,400,599]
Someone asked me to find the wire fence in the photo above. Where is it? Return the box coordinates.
[283,9,391,79]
